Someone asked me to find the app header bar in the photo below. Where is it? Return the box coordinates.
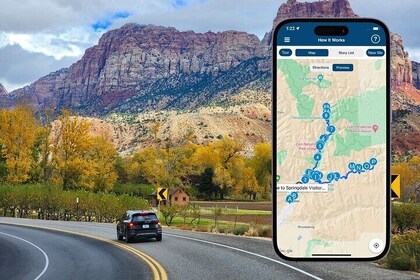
[276,22,387,46]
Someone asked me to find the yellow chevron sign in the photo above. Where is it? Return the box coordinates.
[157,188,168,201]
[391,174,400,199]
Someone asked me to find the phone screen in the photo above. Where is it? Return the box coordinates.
[273,20,390,260]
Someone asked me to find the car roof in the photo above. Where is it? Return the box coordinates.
[126,210,155,215]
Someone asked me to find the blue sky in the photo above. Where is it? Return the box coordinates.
[91,11,131,32]
[0,0,419,91]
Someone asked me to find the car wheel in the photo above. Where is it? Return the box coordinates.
[156,235,162,241]
[117,231,123,241]
[125,231,132,243]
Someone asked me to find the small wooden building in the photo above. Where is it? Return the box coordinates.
[149,188,190,207]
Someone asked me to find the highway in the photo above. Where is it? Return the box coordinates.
[0,223,152,280]
[0,217,418,280]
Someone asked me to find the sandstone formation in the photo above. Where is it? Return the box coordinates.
[5,24,266,116]
[413,61,420,90]
[391,33,413,86]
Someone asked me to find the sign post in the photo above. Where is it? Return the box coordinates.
[76,197,79,221]
[157,188,168,213]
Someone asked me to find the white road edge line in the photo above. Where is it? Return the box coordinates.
[165,233,323,280]
[0,231,50,280]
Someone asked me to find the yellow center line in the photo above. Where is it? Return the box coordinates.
[0,222,168,280]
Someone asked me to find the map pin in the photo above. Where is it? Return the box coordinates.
[276,175,280,182]
[372,125,378,133]
[318,74,324,81]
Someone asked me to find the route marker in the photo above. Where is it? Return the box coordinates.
[314,153,322,161]
[391,174,400,199]
[316,141,324,150]
[320,134,328,142]
[363,162,371,170]
[370,158,377,166]
[301,175,309,183]
[334,172,340,180]
[286,195,294,203]
[372,124,379,133]
[157,187,168,201]
[305,169,313,176]
[323,102,330,109]
[327,125,336,133]
[322,112,330,119]
[348,162,356,170]
[290,192,299,200]
[327,173,335,181]
[356,164,363,172]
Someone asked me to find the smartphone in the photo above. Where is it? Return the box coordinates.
[272,19,390,261]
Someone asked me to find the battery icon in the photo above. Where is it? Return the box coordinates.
[373,27,379,30]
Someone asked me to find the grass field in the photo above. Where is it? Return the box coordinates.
[191,201,271,211]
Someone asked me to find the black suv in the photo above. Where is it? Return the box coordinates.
[117,210,162,243]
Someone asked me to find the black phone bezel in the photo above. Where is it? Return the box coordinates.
[271,18,391,262]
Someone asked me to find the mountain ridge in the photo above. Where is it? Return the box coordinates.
[0,0,418,157]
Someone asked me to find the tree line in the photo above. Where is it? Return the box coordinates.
[0,184,149,222]
[0,106,272,200]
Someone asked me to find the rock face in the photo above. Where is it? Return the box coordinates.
[413,61,420,90]
[0,84,7,95]
[391,33,413,87]
[5,24,266,116]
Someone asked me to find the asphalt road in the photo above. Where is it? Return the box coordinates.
[0,217,419,280]
[0,222,152,280]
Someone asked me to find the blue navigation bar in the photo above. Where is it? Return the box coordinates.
[277,21,387,46]
[333,64,353,71]
[366,49,385,56]
[296,49,329,57]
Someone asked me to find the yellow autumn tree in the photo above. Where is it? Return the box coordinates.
[88,136,118,192]
[235,166,261,199]
[0,106,37,184]
[130,142,194,190]
[190,136,245,198]
[50,111,118,191]
[50,110,93,190]
[249,142,272,198]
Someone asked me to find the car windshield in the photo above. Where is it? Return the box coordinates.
[132,213,157,222]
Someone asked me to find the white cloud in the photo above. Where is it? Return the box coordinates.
[2,27,99,60]
[0,79,26,93]
[0,0,419,91]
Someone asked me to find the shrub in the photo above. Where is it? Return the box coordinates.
[385,231,420,272]
[244,227,259,237]
[160,204,179,226]
[112,183,154,198]
[392,203,420,233]
[257,225,272,238]
[211,206,223,227]
[233,225,249,236]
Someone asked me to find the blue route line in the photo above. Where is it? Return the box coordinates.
[285,102,378,204]
[300,102,377,185]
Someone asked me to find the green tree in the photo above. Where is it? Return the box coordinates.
[196,168,219,200]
